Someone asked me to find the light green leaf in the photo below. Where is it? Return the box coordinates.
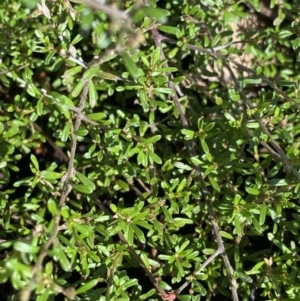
[139,7,170,22]
[174,162,192,171]
[211,34,220,47]
[220,231,233,240]
[61,123,71,142]
[200,139,209,153]
[202,248,215,255]
[122,53,140,79]
[82,66,100,80]
[157,67,178,72]
[208,176,220,192]
[72,183,94,194]
[76,279,98,294]
[181,129,194,140]
[246,187,260,195]
[259,203,267,225]
[233,271,253,283]
[40,171,61,180]
[86,112,106,121]
[75,129,89,136]
[30,154,39,170]
[148,151,162,164]
[3,125,19,139]
[137,150,148,167]
[88,80,98,108]
[45,49,56,65]
[110,204,117,213]
[145,135,161,144]
[115,179,130,191]
[268,178,289,186]
[130,224,145,244]
[177,240,190,254]
[154,87,173,94]
[71,80,85,98]
[158,25,180,35]
[76,172,96,192]
[278,30,293,39]
[62,66,82,78]
[245,261,265,275]
[176,178,187,192]
[234,216,242,235]
[47,199,58,215]
[14,241,40,254]
[140,288,156,300]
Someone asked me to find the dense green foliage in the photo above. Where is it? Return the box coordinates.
[1,0,300,300]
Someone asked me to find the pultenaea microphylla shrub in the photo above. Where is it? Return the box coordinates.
[1,0,300,301]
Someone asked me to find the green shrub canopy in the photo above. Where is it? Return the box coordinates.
[0,1,300,301]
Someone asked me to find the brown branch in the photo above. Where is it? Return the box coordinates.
[224,63,300,181]
[160,35,300,180]
[19,80,91,301]
[69,0,131,21]
[33,122,69,162]
[175,248,222,295]
[151,28,239,301]
[94,198,168,299]
[161,36,299,107]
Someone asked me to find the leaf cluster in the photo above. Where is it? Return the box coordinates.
[1,1,300,301]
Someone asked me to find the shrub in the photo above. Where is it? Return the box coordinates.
[1,1,300,301]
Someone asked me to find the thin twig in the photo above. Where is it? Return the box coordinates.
[136,178,151,194]
[160,36,299,107]
[19,80,91,301]
[161,34,300,179]
[224,63,300,180]
[69,0,131,21]
[151,28,239,301]
[94,198,167,298]
[175,248,222,295]
[33,122,69,162]
[119,231,167,296]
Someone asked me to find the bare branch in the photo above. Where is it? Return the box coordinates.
[160,35,300,180]
[151,28,240,301]
[69,0,131,21]
[19,80,91,301]
[175,248,222,295]
[161,36,299,107]
[94,198,168,299]
[224,63,300,181]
